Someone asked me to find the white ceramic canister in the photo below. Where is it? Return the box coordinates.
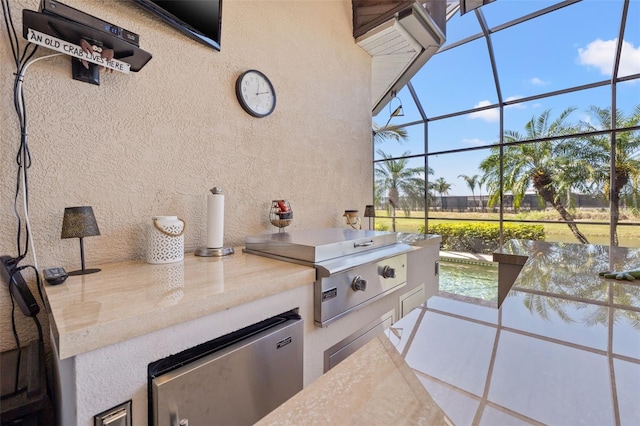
[147,216,186,264]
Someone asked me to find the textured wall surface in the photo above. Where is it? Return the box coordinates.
[1,0,372,351]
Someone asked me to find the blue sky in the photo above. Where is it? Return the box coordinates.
[373,0,640,196]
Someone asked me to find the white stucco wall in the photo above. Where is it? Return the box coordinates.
[0,0,372,354]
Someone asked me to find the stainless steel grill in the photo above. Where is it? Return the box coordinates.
[245,228,412,327]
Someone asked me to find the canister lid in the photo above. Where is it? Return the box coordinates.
[210,187,223,194]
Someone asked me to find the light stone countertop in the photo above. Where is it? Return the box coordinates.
[43,233,445,425]
[44,249,316,359]
[44,233,442,360]
[256,334,452,426]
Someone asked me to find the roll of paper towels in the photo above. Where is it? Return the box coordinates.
[207,190,224,248]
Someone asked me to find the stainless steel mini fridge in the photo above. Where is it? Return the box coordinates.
[148,310,303,426]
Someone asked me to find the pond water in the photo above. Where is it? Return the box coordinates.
[439,259,498,302]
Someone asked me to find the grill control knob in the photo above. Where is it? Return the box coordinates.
[351,276,367,291]
[382,265,396,279]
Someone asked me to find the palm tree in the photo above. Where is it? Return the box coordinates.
[574,105,640,246]
[373,123,408,145]
[371,123,409,212]
[375,149,427,231]
[480,108,590,244]
[477,174,488,212]
[458,174,480,211]
[432,177,451,211]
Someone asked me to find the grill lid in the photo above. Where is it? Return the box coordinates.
[244,228,398,263]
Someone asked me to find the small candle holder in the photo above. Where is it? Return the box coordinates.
[270,200,293,231]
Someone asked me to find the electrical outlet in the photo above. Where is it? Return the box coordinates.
[0,256,40,317]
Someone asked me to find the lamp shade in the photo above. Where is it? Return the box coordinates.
[364,205,375,218]
[61,206,100,239]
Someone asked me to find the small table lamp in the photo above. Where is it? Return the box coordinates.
[364,205,375,230]
[61,206,101,276]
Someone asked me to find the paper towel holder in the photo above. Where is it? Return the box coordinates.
[195,187,235,257]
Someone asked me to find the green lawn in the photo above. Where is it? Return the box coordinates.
[373,210,640,248]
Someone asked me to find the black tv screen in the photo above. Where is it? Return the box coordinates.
[133,0,222,51]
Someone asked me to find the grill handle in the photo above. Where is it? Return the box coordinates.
[353,240,374,248]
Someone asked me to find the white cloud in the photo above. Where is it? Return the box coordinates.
[469,97,524,121]
[578,38,640,76]
[469,100,499,122]
[529,77,549,86]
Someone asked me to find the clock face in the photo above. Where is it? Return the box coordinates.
[235,70,276,118]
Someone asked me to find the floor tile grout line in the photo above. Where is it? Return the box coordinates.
[411,368,543,425]
[608,282,622,426]
[425,303,637,363]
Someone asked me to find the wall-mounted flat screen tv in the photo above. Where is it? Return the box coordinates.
[132,0,222,51]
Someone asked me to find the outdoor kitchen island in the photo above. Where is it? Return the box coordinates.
[43,232,442,425]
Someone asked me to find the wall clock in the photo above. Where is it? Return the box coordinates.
[235,70,276,118]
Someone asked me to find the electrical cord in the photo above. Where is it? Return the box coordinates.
[8,265,45,348]
[13,52,63,270]
[7,266,51,406]
[3,1,43,267]
[14,264,52,404]
[3,0,62,271]
[2,0,51,350]
[14,265,46,343]
[3,1,57,409]
[3,0,34,265]
[10,292,20,348]
[1,0,19,70]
